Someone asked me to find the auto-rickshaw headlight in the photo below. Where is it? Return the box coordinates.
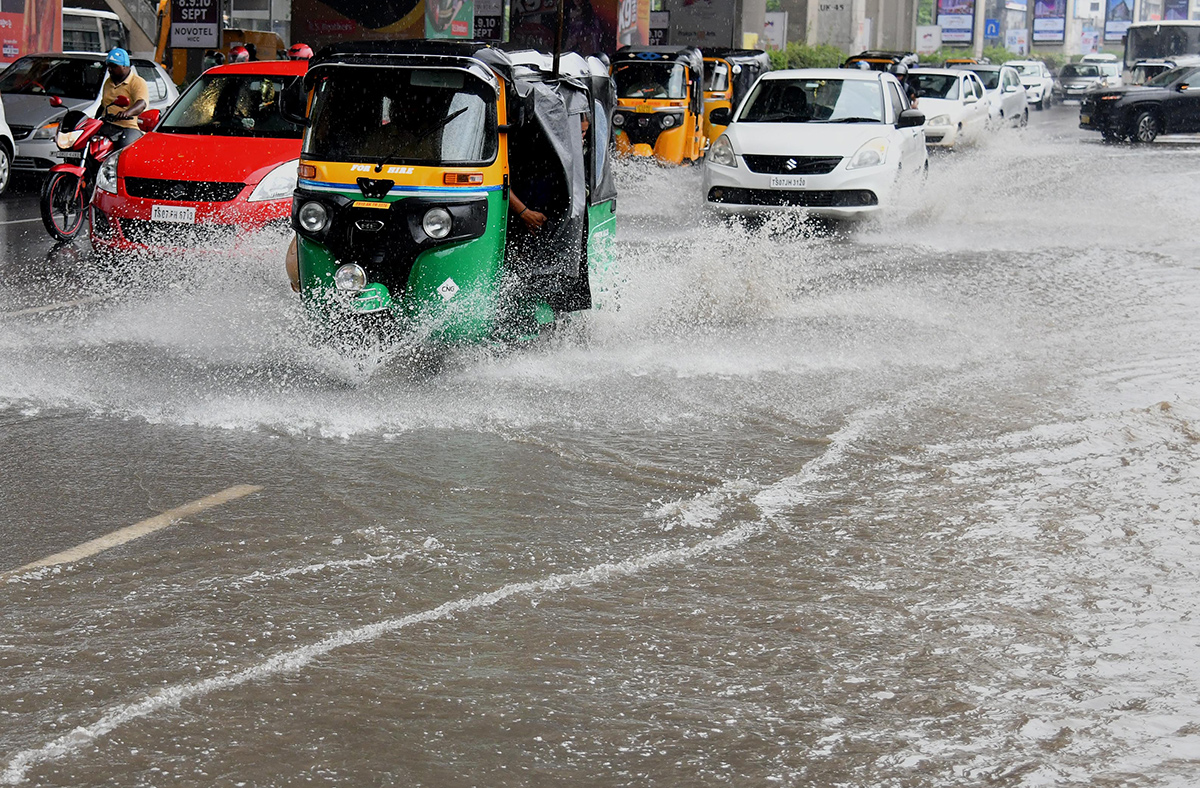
[612,112,625,127]
[422,207,453,239]
[660,113,678,129]
[298,201,328,232]
[334,263,367,293]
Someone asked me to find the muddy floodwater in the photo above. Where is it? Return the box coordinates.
[4,108,1200,786]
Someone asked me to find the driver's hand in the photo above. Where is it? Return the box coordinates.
[521,209,547,231]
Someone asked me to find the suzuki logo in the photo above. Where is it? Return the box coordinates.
[784,158,798,171]
[355,219,384,232]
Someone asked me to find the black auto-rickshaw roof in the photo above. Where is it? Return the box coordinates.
[701,48,770,66]
[613,45,703,76]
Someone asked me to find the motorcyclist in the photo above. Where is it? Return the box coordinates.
[889,62,919,108]
[287,42,313,60]
[97,48,147,148]
[230,45,250,63]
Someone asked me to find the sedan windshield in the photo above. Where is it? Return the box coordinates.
[0,57,105,100]
[737,78,883,123]
[911,74,961,100]
[1061,64,1101,78]
[157,74,304,138]
[304,68,496,165]
[614,62,688,100]
[1011,63,1042,76]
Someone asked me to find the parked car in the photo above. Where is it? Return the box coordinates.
[1007,59,1055,109]
[90,59,307,251]
[908,68,990,147]
[952,63,1029,127]
[703,68,927,219]
[0,53,178,173]
[1080,63,1200,143]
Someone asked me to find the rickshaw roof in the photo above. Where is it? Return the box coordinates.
[613,45,704,75]
[701,48,771,67]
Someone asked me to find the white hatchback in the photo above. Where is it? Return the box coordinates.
[702,68,927,219]
[908,68,990,148]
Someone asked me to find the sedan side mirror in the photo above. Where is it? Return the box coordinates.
[897,108,925,128]
[138,108,161,132]
[1177,82,1189,92]
[279,80,310,126]
[1004,84,1018,93]
[709,106,732,126]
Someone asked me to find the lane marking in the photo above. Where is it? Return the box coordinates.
[0,217,41,226]
[1,295,112,318]
[0,412,882,785]
[4,484,263,578]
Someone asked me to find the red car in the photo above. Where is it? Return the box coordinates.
[91,59,307,251]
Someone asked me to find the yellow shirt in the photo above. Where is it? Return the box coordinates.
[100,71,150,129]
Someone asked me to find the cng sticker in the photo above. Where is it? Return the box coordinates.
[437,278,460,300]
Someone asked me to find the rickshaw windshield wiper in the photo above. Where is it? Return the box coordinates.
[375,106,471,172]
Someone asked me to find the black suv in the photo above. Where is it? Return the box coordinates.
[1080,64,1200,143]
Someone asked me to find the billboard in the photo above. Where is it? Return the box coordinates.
[936,0,974,43]
[1104,0,1132,41]
[665,0,735,47]
[426,0,473,36]
[1033,0,1065,42]
[0,0,61,66]
[171,0,221,48]
[1164,0,1188,20]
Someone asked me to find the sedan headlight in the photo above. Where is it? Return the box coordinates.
[298,201,328,233]
[927,114,952,126]
[708,134,737,168]
[32,119,61,140]
[846,137,887,170]
[248,158,299,202]
[96,151,119,194]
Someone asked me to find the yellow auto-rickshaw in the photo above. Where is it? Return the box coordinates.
[611,45,706,165]
[701,48,771,142]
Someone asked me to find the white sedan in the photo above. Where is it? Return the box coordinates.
[1007,59,1055,109]
[954,64,1028,128]
[909,68,990,148]
[702,68,927,219]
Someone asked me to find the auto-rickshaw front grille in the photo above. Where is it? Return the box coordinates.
[124,178,246,203]
[742,155,843,175]
[619,116,664,146]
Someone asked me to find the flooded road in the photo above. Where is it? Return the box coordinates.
[4,106,1200,786]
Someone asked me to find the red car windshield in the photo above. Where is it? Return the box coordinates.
[157,73,304,138]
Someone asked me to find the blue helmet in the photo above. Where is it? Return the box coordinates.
[106,48,130,67]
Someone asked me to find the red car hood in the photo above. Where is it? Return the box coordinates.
[120,131,301,185]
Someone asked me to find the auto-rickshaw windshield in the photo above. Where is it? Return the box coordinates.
[614,62,688,99]
[303,67,497,165]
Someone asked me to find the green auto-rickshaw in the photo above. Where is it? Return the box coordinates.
[283,41,618,345]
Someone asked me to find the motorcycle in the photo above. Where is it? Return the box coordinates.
[39,95,160,243]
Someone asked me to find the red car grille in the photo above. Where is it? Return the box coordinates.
[123,177,245,203]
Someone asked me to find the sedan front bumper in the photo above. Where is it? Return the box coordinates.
[91,180,291,252]
[702,156,895,219]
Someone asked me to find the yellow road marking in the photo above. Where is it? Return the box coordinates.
[5,484,263,577]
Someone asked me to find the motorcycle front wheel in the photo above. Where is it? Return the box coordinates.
[40,171,88,242]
